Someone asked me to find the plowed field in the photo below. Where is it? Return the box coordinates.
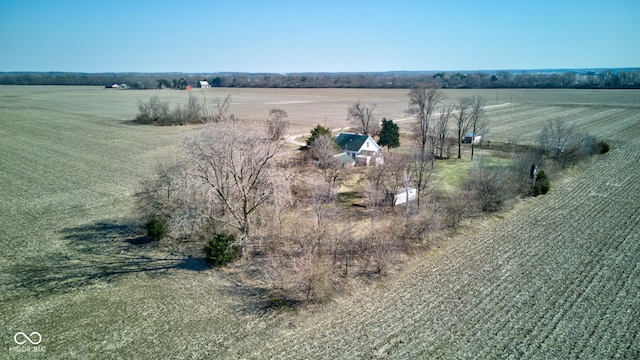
[1,86,639,358]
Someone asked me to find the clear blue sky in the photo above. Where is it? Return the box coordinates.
[1,0,638,73]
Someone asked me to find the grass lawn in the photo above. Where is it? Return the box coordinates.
[431,159,473,194]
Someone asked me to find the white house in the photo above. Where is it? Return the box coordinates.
[199,81,210,89]
[334,132,384,166]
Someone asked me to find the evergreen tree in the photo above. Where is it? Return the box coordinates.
[378,118,400,151]
[306,124,334,147]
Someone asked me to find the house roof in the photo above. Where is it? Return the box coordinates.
[465,132,480,137]
[334,133,378,152]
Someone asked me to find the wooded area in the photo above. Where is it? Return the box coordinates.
[1,69,639,89]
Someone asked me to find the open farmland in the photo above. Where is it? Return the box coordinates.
[1,86,639,358]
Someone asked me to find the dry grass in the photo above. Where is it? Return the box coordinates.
[2,85,640,358]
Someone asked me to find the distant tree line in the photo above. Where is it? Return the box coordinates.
[1,69,640,89]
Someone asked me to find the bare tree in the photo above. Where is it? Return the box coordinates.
[210,94,236,122]
[456,97,472,159]
[407,83,445,205]
[135,159,213,241]
[363,152,410,207]
[266,108,290,141]
[184,94,204,123]
[347,99,379,135]
[425,103,454,167]
[309,134,346,186]
[535,119,577,160]
[468,96,487,161]
[408,83,446,161]
[201,89,211,122]
[184,125,282,258]
[535,120,602,167]
[409,144,433,207]
[435,104,454,159]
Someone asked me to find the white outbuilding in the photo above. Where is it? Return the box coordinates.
[392,187,417,206]
[463,132,482,144]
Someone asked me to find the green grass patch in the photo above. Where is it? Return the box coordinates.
[431,159,472,194]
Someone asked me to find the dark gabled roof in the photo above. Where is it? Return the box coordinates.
[334,133,370,152]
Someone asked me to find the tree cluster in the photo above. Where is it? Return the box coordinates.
[132,86,610,306]
[135,95,204,125]
[135,94,239,125]
[535,120,609,167]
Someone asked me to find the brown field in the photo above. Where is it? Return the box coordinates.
[1,86,639,358]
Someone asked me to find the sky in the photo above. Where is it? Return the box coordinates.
[1,0,639,73]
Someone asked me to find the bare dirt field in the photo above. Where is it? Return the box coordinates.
[1,86,639,358]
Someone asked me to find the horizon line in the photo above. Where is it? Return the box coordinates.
[1,67,639,75]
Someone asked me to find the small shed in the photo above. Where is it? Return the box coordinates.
[199,81,210,89]
[392,187,417,206]
[463,132,481,144]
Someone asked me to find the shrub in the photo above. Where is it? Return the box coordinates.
[135,95,203,125]
[531,170,550,196]
[464,162,509,213]
[443,191,472,229]
[146,214,168,241]
[266,109,290,141]
[598,140,610,154]
[295,255,333,303]
[203,232,237,266]
[136,96,170,124]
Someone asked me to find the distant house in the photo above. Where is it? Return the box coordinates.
[334,132,384,166]
[463,132,482,144]
[199,81,210,89]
